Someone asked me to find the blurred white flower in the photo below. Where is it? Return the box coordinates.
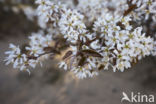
[149,2,156,13]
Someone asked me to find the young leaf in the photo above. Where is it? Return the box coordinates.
[78,57,86,66]
[81,49,103,58]
[62,50,73,60]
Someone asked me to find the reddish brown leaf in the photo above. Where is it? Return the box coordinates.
[62,50,73,60]
[78,57,86,66]
[44,47,52,52]
[81,49,103,58]
[98,64,104,71]
[44,47,60,54]
[124,4,137,16]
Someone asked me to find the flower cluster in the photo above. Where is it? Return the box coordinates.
[58,9,86,43]
[94,14,154,71]
[129,0,156,20]
[77,0,128,26]
[35,0,87,43]
[4,0,156,79]
[59,14,154,79]
[5,31,54,73]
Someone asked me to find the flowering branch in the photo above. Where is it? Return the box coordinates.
[4,0,156,79]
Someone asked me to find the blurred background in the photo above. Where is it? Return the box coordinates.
[0,0,156,104]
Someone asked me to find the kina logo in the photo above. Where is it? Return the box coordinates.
[121,92,155,103]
